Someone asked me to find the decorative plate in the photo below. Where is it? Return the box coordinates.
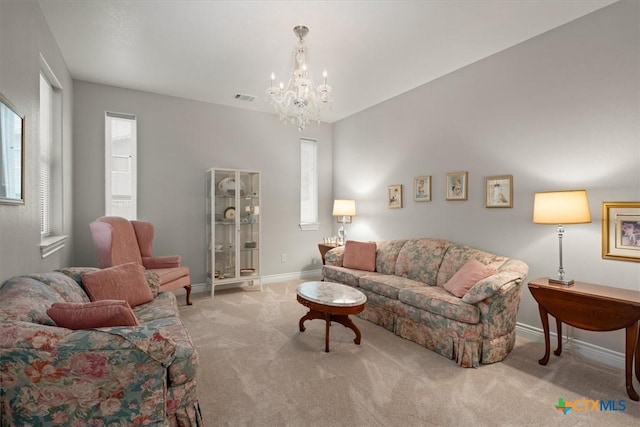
[218,177,245,193]
[223,206,235,219]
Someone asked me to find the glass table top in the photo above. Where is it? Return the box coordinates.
[297,281,367,307]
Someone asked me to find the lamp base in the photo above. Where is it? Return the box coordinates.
[548,277,574,286]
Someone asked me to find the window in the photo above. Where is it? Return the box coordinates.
[299,138,318,230]
[105,112,137,219]
[39,56,66,258]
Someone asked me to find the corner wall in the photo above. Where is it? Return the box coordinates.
[333,1,640,354]
[0,0,74,283]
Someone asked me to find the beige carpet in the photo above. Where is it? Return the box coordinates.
[179,280,640,426]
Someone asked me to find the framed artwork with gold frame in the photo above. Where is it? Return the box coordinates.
[388,184,402,208]
[602,201,640,262]
[446,171,467,201]
[485,175,513,208]
[413,175,431,202]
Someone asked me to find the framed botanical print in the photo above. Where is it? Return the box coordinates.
[413,176,431,202]
[446,172,467,201]
[388,184,402,208]
[486,175,513,208]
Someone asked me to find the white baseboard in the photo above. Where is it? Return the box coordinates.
[187,269,323,295]
[516,322,625,371]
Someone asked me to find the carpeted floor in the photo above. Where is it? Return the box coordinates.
[179,280,640,426]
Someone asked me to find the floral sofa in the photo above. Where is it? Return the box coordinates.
[322,239,529,367]
[0,267,202,426]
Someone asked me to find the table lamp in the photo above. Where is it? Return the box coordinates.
[333,199,356,245]
[533,189,591,286]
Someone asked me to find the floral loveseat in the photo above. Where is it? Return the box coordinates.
[0,267,202,426]
[322,239,529,367]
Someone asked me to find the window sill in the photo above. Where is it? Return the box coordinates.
[40,235,68,258]
[299,223,319,231]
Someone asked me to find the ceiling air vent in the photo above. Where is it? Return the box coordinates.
[234,94,256,102]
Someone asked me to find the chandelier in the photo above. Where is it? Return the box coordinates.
[266,26,333,132]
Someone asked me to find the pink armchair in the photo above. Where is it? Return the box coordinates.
[89,216,192,305]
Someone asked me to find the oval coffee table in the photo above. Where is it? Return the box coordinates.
[296,281,367,352]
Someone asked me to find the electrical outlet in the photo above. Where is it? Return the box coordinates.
[281,253,287,263]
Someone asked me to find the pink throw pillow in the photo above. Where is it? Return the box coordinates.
[444,259,496,298]
[342,240,377,272]
[47,300,139,330]
[82,262,154,307]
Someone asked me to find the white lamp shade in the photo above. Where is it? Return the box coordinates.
[533,190,591,224]
[332,199,356,217]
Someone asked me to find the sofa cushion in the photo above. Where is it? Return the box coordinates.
[375,239,408,274]
[436,244,507,287]
[359,274,425,300]
[342,240,377,271]
[395,239,452,285]
[443,259,496,298]
[23,272,90,303]
[322,266,370,287]
[82,263,154,307]
[398,286,480,324]
[47,300,140,329]
[0,277,62,325]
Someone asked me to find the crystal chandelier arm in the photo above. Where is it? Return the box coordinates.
[266,25,332,132]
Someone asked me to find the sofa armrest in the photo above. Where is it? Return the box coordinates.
[0,322,176,424]
[476,279,525,339]
[324,246,345,266]
[461,259,528,304]
[142,255,181,269]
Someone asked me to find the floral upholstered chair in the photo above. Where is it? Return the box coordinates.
[89,216,193,305]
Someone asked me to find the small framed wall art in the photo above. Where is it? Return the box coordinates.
[388,184,402,208]
[602,201,640,262]
[486,175,513,208]
[446,171,467,201]
[413,175,431,202]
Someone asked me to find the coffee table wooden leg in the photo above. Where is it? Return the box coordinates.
[299,309,325,332]
[325,313,331,353]
[331,314,362,345]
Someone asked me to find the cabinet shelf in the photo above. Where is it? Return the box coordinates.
[206,168,262,298]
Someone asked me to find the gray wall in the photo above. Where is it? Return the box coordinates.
[333,1,640,353]
[72,82,334,285]
[0,0,74,284]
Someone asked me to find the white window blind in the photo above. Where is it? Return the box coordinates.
[300,138,318,229]
[39,73,52,236]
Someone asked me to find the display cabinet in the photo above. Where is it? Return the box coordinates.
[206,168,261,297]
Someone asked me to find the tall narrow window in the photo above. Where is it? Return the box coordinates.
[300,138,318,230]
[39,56,66,258]
[105,112,137,219]
[39,74,52,236]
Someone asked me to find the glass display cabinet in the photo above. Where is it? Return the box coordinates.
[206,168,261,297]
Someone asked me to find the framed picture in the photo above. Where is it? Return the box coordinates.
[388,184,402,208]
[445,172,467,201]
[413,175,431,202]
[485,175,513,208]
[602,202,640,262]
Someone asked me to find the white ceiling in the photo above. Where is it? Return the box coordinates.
[37,0,617,123]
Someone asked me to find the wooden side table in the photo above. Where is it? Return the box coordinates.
[528,277,640,401]
[318,243,339,265]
